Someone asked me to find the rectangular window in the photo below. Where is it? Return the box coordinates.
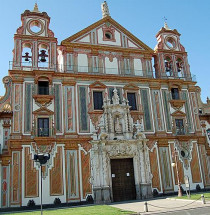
[175,119,184,135]
[38,118,49,137]
[38,81,49,95]
[92,56,99,73]
[124,59,130,74]
[67,53,73,71]
[171,88,179,100]
[93,91,103,110]
[127,92,137,110]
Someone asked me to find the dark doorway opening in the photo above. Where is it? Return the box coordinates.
[111,158,136,202]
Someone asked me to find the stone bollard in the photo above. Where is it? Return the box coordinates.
[201,194,206,204]
[144,201,148,212]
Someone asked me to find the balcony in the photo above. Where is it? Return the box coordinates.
[159,72,196,82]
[9,61,57,71]
[9,61,196,82]
[175,127,185,135]
[58,65,155,78]
[33,128,55,137]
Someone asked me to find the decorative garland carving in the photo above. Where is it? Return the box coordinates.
[174,140,193,170]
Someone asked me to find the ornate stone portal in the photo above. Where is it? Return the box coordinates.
[90,88,152,203]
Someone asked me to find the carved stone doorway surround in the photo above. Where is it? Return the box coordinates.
[90,134,152,204]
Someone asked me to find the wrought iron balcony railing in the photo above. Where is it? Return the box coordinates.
[32,128,54,137]
[159,72,196,82]
[175,127,186,135]
[58,65,155,78]
[9,61,56,71]
[9,61,196,81]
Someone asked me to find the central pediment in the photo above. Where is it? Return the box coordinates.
[61,16,153,53]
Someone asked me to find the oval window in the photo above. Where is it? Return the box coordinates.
[105,32,112,40]
[29,20,42,34]
[166,37,176,49]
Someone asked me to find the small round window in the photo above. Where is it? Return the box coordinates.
[166,37,176,49]
[181,150,186,158]
[28,19,44,35]
[181,150,189,158]
[105,32,112,40]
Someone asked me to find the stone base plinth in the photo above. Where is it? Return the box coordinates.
[93,186,111,204]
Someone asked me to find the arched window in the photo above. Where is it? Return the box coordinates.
[22,43,32,67]
[38,44,49,68]
[176,58,184,78]
[164,56,173,77]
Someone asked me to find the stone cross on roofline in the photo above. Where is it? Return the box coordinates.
[163,16,171,30]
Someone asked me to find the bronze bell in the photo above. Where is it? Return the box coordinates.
[39,50,48,62]
[22,52,31,61]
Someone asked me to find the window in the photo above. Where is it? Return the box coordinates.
[207,129,210,141]
[175,119,184,135]
[124,59,130,74]
[105,32,112,40]
[127,92,137,110]
[38,118,49,137]
[166,37,176,49]
[38,81,49,95]
[92,56,99,73]
[171,88,179,100]
[93,91,103,110]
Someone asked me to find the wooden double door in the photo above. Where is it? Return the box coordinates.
[111,158,136,202]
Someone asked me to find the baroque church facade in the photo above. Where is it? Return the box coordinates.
[0,2,210,207]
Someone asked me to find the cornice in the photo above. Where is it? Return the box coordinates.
[14,34,57,42]
[62,43,154,55]
[8,70,197,85]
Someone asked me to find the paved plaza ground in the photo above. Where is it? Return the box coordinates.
[110,196,210,214]
[1,194,210,215]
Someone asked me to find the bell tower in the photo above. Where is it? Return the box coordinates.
[154,22,191,80]
[12,3,57,70]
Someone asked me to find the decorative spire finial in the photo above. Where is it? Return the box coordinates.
[32,3,40,13]
[163,16,171,30]
[101,1,110,18]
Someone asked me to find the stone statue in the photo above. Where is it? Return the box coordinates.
[114,116,122,134]
[101,1,110,18]
[112,88,119,105]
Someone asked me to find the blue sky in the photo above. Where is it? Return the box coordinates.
[1,0,209,101]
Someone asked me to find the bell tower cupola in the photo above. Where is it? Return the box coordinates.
[154,22,191,81]
[12,3,57,71]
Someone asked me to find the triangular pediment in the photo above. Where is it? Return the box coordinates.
[123,83,139,91]
[61,16,153,53]
[171,110,186,117]
[33,107,54,115]
[89,81,107,89]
